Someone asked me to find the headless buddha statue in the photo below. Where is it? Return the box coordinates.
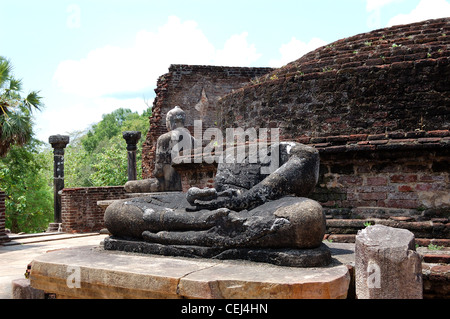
[104,126,330,266]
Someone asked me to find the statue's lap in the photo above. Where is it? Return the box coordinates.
[104,194,330,267]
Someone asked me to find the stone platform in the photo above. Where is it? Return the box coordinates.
[30,245,350,299]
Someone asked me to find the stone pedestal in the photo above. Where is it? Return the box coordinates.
[30,245,350,299]
[104,237,332,268]
[355,224,423,299]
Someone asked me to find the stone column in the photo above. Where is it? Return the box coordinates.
[0,190,9,243]
[122,131,141,181]
[48,135,70,226]
[355,224,423,299]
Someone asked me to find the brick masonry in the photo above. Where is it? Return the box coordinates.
[308,130,449,213]
[299,130,449,242]
[173,162,217,192]
[61,186,128,233]
[422,263,450,299]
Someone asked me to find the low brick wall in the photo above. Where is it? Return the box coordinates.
[61,186,128,233]
[0,190,9,243]
[309,130,449,216]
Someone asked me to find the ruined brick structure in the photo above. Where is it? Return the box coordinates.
[141,64,273,179]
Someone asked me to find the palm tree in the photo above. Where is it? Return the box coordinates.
[0,56,43,157]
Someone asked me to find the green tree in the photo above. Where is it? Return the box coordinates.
[0,56,50,234]
[90,146,128,186]
[0,140,53,233]
[81,108,134,153]
[63,131,93,188]
[0,56,43,157]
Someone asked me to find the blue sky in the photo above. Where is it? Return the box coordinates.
[1,0,449,143]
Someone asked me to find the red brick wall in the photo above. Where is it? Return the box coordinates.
[0,190,8,243]
[61,186,128,233]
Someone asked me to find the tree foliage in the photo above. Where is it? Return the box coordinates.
[0,140,53,233]
[0,56,51,233]
[0,56,43,157]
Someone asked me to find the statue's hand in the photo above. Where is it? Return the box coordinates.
[217,188,242,198]
[193,196,232,210]
[186,187,217,206]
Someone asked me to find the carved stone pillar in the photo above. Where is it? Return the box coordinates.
[122,131,141,181]
[0,190,9,243]
[49,135,70,225]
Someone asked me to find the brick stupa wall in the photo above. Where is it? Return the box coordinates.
[218,18,450,135]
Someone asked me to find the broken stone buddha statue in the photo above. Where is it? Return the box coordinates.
[124,106,194,193]
[104,137,330,267]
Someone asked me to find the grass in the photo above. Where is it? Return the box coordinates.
[428,243,444,251]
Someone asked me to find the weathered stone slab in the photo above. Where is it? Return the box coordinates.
[30,245,350,299]
[355,224,423,299]
[178,261,350,299]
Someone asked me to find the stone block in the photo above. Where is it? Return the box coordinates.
[12,278,45,299]
[355,224,423,299]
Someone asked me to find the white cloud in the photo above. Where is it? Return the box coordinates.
[45,16,263,142]
[387,0,450,27]
[366,0,403,12]
[53,16,261,99]
[213,32,261,66]
[269,37,328,68]
[34,97,151,142]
